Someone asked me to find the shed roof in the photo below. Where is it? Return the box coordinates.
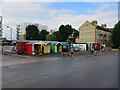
[60,42,68,45]
[26,41,36,45]
[15,40,30,42]
[34,41,46,45]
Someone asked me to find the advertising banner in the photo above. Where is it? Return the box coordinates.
[3,45,13,52]
[73,44,87,51]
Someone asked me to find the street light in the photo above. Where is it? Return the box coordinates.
[0,16,3,40]
[7,26,12,41]
[0,16,2,25]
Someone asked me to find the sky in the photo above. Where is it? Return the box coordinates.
[0,0,119,40]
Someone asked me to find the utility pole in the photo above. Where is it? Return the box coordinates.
[7,26,12,41]
[0,16,2,41]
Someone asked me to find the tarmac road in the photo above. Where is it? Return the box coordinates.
[2,52,118,88]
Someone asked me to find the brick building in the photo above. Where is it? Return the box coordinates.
[76,20,112,46]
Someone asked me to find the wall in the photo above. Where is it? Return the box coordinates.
[26,45,32,54]
[96,29,110,45]
[44,45,50,53]
[2,45,12,52]
[18,34,26,40]
[76,21,96,43]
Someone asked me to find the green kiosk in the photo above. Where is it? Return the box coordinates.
[50,42,62,53]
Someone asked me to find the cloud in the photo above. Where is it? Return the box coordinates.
[2,2,118,40]
[0,2,2,16]
[3,0,119,2]
[2,2,77,39]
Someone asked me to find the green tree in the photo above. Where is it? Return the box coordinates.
[111,21,120,48]
[46,34,57,41]
[59,24,73,41]
[66,29,79,43]
[73,29,79,42]
[39,29,49,40]
[52,25,78,42]
[26,25,39,40]
[53,31,60,41]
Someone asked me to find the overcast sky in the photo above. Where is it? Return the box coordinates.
[0,0,119,40]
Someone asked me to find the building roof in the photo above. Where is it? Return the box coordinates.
[96,26,112,32]
[91,21,112,32]
[79,20,112,32]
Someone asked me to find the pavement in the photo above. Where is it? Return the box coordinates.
[1,53,63,66]
[2,51,119,88]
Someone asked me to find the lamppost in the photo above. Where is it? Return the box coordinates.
[0,16,2,27]
[0,16,2,41]
[7,26,12,42]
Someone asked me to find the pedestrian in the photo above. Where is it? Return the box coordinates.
[110,47,112,51]
[70,48,74,57]
[75,47,77,52]
[62,52,65,56]
[91,47,94,54]
[94,46,97,55]
[2,46,4,54]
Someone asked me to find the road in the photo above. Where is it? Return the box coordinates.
[2,52,118,88]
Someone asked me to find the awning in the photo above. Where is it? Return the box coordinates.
[60,42,68,45]
[26,42,36,45]
[34,41,46,45]
[34,41,51,45]
[56,42,62,45]
[49,41,62,45]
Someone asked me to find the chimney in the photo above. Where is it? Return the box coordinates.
[91,20,98,25]
[101,24,107,28]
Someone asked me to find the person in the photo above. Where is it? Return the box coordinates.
[109,46,112,51]
[91,47,94,54]
[70,48,74,57]
[62,52,65,56]
[2,46,4,54]
[94,46,97,55]
[75,47,77,52]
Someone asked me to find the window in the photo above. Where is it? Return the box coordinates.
[99,34,103,36]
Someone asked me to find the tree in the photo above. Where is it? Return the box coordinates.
[73,29,79,42]
[39,29,49,40]
[46,34,57,41]
[52,24,78,42]
[53,31,60,41]
[66,29,79,43]
[111,21,120,48]
[26,25,39,40]
[58,24,73,41]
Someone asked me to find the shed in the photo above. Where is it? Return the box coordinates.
[50,42,62,53]
[17,40,29,54]
[61,42,69,52]
[34,41,51,54]
[94,43,101,50]
[26,41,35,55]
